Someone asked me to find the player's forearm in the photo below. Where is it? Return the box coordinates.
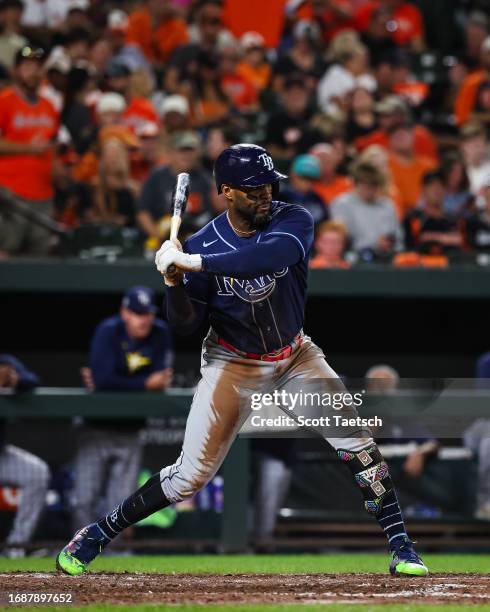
[92,372,147,391]
[164,284,203,334]
[201,237,302,278]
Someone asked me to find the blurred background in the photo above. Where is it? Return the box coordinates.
[1,0,490,557]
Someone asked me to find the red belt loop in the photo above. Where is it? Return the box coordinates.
[217,334,303,362]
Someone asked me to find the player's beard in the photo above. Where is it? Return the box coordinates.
[235,198,272,230]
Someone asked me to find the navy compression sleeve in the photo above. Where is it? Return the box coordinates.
[164,285,207,335]
[201,235,304,278]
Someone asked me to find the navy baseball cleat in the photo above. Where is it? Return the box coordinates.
[56,523,109,576]
[389,536,429,576]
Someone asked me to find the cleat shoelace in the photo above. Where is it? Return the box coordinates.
[392,538,422,564]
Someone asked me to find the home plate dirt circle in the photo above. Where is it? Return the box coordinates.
[2,573,489,605]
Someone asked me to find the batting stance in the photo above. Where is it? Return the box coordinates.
[57,144,428,577]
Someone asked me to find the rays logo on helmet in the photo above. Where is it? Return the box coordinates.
[215,268,288,303]
[258,153,274,171]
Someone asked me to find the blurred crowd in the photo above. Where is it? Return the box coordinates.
[0,0,490,265]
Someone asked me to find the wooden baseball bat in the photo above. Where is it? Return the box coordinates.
[167,172,190,274]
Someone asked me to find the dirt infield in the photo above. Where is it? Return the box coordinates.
[1,572,490,606]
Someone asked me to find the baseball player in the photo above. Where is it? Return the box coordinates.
[56,144,428,577]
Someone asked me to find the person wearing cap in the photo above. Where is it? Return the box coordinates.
[265,74,313,166]
[455,36,490,127]
[0,0,28,69]
[0,46,60,256]
[355,94,438,162]
[103,61,160,135]
[236,31,270,92]
[388,121,437,216]
[160,94,190,134]
[281,154,328,225]
[137,130,213,245]
[331,160,402,255]
[73,285,173,530]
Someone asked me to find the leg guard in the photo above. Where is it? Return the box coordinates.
[337,444,394,516]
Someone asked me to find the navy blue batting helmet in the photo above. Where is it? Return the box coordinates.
[213,144,287,194]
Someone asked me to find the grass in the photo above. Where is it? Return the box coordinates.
[1,555,490,611]
[1,553,490,575]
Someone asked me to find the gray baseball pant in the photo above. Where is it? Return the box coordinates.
[0,444,50,545]
[159,331,373,503]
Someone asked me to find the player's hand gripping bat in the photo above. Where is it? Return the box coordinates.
[166,172,190,275]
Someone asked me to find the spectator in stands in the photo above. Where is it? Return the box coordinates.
[104,9,149,74]
[91,138,138,227]
[188,50,231,128]
[96,92,126,129]
[160,95,191,135]
[358,144,402,217]
[61,65,97,156]
[104,61,160,135]
[273,20,325,91]
[73,286,173,530]
[266,75,314,167]
[236,32,271,93]
[164,0,231,95]
[292,0,357,45]
[359,5,397,67]
[464,179,490,252]
[331,160,402,255]
[187,0,234,50]
[0,46,59,257]
[440,152,472,216]
[309,220,350,268]
[219,43,259,112]
[310,142,353,205]
[317,38,375,116]
[461,11,489,72]
[0,355,50,557]
[0,0,27,70]
[44,27,91,76]
[460,121,490,197]
[137,131,213,247]
[356,0,425,52]
[404,171,463,255]
[281,154,328,225]
[355,95,438,162]
[131,121,163,183]
[125,0,188,66]
[345,83,377,142]
[455,35,490,127]
[388,121,437,217]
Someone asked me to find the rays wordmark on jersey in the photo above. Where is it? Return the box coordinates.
[215,268,289,303]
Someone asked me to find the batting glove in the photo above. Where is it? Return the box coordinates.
[155,242,203,274]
